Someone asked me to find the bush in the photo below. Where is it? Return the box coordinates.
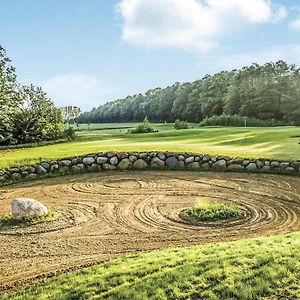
[64,127,76,140]
[174,119,189,130]
[199,114,293,127]
[131,117,158,134]
[186,200,242,221]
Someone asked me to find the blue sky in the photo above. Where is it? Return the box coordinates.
[1,0,300,111]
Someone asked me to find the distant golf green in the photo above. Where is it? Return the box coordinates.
[0,125,299,169]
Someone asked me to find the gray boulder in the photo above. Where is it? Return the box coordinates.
[227,164,244,171]
[150,157,165,169]
[40,162,50,170]
[246,163,257,171]
[82,157,95,165]
[185,156,194,164]
[12,198,48,220]
[102,164,117,171]
[187,162,200,170]
[166,156,178,168]
[212,159,227,170]
[110,156,119,166]
[60,160,72,167]
[118,158,132,170]
[11,173,22,180]
[36,165,47,174]
[129,155,138,162]
[157,152,166,160]
[133,159,148,170]
[97,156,108,164]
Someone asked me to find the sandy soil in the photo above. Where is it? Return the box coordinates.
[1,170,300,293]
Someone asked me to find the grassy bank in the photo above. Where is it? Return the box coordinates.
[0,125,299,169]
[4,231,300,299]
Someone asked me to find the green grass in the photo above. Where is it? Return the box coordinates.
[0,124,299,169]
[186,199,242,221]
[4,232,300,299]
[0,211,55,227]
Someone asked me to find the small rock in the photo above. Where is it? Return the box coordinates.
[166,156,178,169]
[201,163,210,170]
[82,157,95,165]
[11,173,22,180]
[212,159,227,170]
[246,163,257,171]
[270,161,280,168]
[178,161,185,168]
[185,156,195,164]
[118,158,132,170]
[157,152,166,160]
[242,160,250,167]
[110,156,119,166]
[50,164,59,171]
[280,162,290,169]
[256,160,264,168]
[36,165,47,174]
[187,162,200,170]
[60,160,72,167]
[40,162,50,170]
[262,166,271,171]
[129,155,138,162]
[133,159,148,170]
[102,164,117,171]
[97,156,108,164]
[150,157,165,169]
[202,155,210,162]
[106,152,116,158]
[227,164,244,171]
[12,198,48,220]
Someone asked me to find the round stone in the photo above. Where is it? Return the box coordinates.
[11,198,48,220]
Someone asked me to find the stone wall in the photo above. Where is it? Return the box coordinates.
[1,152,299,185]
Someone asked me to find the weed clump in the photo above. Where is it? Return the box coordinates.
[186,200,241,221]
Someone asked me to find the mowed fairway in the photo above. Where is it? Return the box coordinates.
[0,125,299,169]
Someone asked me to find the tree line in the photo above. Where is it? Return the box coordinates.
[78,61,300,125]
[0,46,67,146]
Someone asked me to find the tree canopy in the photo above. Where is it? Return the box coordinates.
[0,46,65,145]
[78,61,300,125]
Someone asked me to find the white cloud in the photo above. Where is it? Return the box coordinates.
[289,18,300,30]
[42,74,112,110]
[200,44,300,72]
[117,0,287,51]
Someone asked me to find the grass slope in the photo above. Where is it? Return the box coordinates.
[0,125,299,169]
[4,232,300,300]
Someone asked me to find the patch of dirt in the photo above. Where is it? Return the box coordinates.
[1,171,300,293]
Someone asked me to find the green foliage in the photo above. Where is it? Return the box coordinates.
[186,200,242,221]
[131,117,157,133]
[77,61,300,126]
[0,46,65,146]
[5,232,300,299]
[63,127,76,140]
[199,114,292,127]
[0,211,55,226]
[174,119,189,130]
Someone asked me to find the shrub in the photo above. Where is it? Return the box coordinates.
[199,114,292,127]
[64,127,76,140]
[186,200,242,221]
[131,117,157,133]
[174,119,189,130]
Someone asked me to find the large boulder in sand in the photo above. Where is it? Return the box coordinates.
[11,198,48,220]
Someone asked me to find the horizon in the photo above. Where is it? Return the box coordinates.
[1,0,300,111]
